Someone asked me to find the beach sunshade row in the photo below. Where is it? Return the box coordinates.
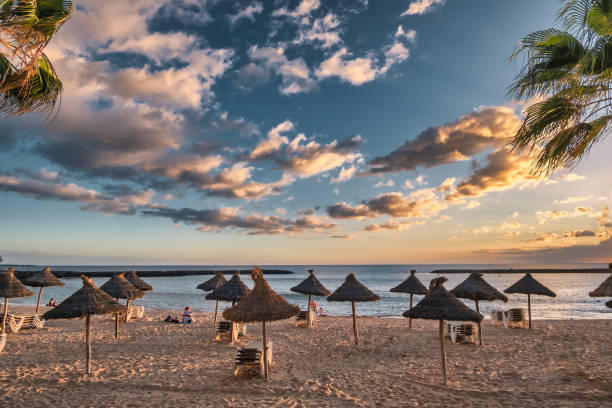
[390,270,427,294]
[223,268,299,322]
[327,273,380,302]
[504,273,556,297]
[404,278,483,322]
[589,274,612,297]
[20,267,65,288]
[197,272,227,292]
[44,276,125,319]
[290,269,330,296]
[450,272,508,302]
[125,271,153,292]
[0,268,35,298]
[100,273,144,300]
[206,271,250,302]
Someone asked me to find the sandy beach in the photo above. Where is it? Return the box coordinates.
[1,305,610,407]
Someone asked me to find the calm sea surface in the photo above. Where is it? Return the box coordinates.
[8,264,612,320]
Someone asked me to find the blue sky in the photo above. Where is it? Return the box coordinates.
[1,0,611,265]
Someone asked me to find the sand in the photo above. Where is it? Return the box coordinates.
[1,305,610,407]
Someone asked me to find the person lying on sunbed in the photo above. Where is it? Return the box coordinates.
[164,315,180,323]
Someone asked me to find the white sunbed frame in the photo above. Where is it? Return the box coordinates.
[0,333,6,353]
[6,313,45,333]
[446,322,477,344]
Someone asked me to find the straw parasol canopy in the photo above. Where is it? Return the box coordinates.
[1,267,35,334]
[450,272,508,345]
[390,270,427,329]
[223,267,299,380]
[20,266,65,313]
[206,271,250,303]
[403,277,483,385]
[589,274,612,297]
[290,269,330,328]
[124,270,153,292]
[100,273,143,336]
[43,275,124,374]
[197,272,227,327]
[327,273,380,345]
[504,273,556,329]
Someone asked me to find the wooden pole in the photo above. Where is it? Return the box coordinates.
[408,293,413,329]
[262,321,269,380]
[1,297,8,334]
[351,301,359,345]
[230,300,235,343]
[213,300,219,327]
[306,294,312,328]
[36,287,43,314]
[527,294,532,330]
[85,315,92,375]
[114,313,119,339]
[475,300,483,346]
[439,319,447,385]
[124,299,130,323]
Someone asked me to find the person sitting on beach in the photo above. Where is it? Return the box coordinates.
[46,298,56,307]
[181,306,193,324]
[310,300,318,314]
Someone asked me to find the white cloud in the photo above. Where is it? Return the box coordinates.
[554,196,592,204]
[249,46,317,95]
[374,179,395,188]
[395,26,417,42]
[559,173,587,181]
[401,0,446,16]
[228,2,264,25]
[332,166,357,183]
[250,120,294,159]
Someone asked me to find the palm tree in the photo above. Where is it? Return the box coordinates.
[509,0,612,174]
[0,0,73,116]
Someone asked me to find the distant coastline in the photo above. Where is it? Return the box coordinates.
[431,268,611,274]
[13,269,294,279]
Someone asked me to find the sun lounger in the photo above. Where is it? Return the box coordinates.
[126,306,145,322]
[0,333,6,353]
[233,341,273,377]
[490,310,505,326]
[295,310,315,327]
[446,322,477,344]
[7,313,45,333]
[215,321,246,342]
[503,308,526,329]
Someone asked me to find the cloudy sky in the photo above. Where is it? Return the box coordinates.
[1,0,611,265]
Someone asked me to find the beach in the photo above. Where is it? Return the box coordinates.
[1,305,610,407]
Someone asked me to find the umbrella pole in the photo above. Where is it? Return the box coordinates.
[36,287,43,314]
[262,321,269,380]
[439,319,447,386]
[115,313,119,339]
[527,294,532,330]
[307,294,312,328]
[409,293,413,329]
[125,299,130,324]
[352,301,359,345]
[231,300,235,344]
[1,297,8,334]
[475,300,483,346]
[85,314,92,375]
[213,300,219,327]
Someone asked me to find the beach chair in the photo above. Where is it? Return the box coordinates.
[215,321,234,342]
[503,308,526,329]
[0,333,6,353]
[233,341,273,377]
[490,310,505,326]
[446,322,477,344]
[126,306,145,322]
[6,314,25,333]
[295,310,314,328]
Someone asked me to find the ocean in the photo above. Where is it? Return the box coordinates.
[8,264,612,320]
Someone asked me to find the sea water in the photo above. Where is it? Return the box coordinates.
[9,264,612,320]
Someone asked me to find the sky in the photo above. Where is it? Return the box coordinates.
[1,0,611,265]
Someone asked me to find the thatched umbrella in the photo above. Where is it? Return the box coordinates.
[390,270,427,329]
[100,273,143,338]
[206,271,250,342]
[589,273,612,298]
[223,267,299,380]
[450,272,508,346]
[20,266,65,313]
[290,269,330,328]
[197,272,227,327]
[43,275,124,375]
[124,270,153,292]
[327,273,380,345]
[504,273,556,329]
[404,277,482,385]
[1,267,35,334]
